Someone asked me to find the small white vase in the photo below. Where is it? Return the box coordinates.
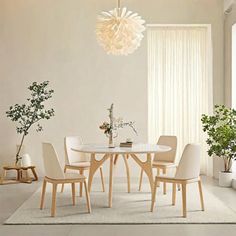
[219,171,233,187]
[21,154,32,167]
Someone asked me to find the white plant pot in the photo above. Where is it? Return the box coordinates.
[232,179,236,190]
[219,171,233,187]
[21,154,32,167]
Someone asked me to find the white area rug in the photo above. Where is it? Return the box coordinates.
[5,181,236,224]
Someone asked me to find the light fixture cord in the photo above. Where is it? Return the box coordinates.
[118,0,121,8]
[117,0,121,16]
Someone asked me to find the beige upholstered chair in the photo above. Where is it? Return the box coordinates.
[151,144,204,218]
[61,136,105,195]
[40,143,91,217]
[139,136,178,194]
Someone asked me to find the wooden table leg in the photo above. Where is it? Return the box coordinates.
[20,169,32,184]
[17,169,21,181]
[1,169,7,183]
[99,167,105,192]
[122,154,130,193]
[88,154,109,192]
[109,154,114,208]
[31,167,38,181]
[130,153,154,193]
[1,166,37,185]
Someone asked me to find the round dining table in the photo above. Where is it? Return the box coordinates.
[72,143,171,208]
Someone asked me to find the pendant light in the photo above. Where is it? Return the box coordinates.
[96,0,146,56]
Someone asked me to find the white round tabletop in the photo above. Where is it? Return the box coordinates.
[72,143,171,154]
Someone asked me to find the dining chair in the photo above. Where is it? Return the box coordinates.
[40,143,91,217]
[61,136,105,195]
[151,143,204,218]
[139,136,178,194]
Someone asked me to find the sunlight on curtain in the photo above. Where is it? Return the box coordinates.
[148,26,213,176]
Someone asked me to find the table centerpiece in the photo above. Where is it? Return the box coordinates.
[99,104,137,148]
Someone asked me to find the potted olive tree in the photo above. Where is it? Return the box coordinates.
[6,81,55,165]
[201,105,236,187]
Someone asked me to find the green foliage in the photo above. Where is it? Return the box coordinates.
[201,105,236,172]
[6,81,55,135]
[6,81,55,164]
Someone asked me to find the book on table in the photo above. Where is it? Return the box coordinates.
[120,142,133,147]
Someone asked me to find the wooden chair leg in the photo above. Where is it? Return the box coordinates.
[79,169,84,197]
[71,183,76,206]
[40,179,47,209]
[176,167,181,191]
[114,155,119,165]
[99,167,105,192]
[151,178,158,212]
[61,167,67,193]
[138,169,143,191]
[84,181,91,213]
[163,168,167,195]
[172,183,176,205]
[156,168,160,187]
[61,184,64,193]
[51,183,57,217]
[181,183,187,218]
[198,180,205,211]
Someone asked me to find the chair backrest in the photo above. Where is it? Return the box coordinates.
[64,136,89,165]
[175,144,201,180]
[42,143,65,179]
[154,136,177,162]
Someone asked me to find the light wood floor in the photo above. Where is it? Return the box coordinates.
[0,177,236,236]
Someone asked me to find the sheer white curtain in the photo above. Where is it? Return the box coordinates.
[148,25,213,176]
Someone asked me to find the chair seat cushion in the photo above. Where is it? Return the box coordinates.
[67,162,91,168]
[156,174,175,179]
[152,161,177,168]
[156,174,199,183]
[65,173,86,180]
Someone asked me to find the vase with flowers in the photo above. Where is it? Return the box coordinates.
[99,104,137,148]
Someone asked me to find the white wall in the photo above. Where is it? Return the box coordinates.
[225,2,236,107]
[0,0,224,177]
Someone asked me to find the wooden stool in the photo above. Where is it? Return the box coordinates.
[1,165,38,184]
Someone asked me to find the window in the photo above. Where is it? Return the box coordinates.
[148,25,213,175]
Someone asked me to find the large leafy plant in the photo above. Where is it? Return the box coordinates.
[201,105,236,172]
[6,81,55,165]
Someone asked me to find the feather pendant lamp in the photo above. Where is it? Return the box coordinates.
[96,0,146,56]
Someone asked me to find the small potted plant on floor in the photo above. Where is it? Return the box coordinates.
[201,105,236,187]
[6,81,55,166]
